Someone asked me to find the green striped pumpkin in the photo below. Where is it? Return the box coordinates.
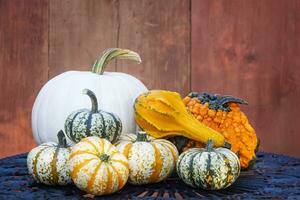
[65,89,122,143]
[27,130,71,185]
[176,140,240,190]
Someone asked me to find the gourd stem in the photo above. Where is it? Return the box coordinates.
[83,89,98,113]
[224,141,232,149]
[57,130,68,148]
[236,151,241,159]
[219,95,248,106]
[100,154,110,162]
[136,131,149,142]
[206,139,214,151]
[92,48,142,75]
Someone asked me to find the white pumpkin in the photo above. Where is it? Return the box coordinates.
[32,48,148,145]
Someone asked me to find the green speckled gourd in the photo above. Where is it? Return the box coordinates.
[64,89,122,143]
[27,130,71,185]
[176,139,240,190]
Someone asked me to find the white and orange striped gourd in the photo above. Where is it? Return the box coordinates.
[115,132,178,185]
[68,136,129,196]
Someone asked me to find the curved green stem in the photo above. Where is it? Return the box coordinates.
[82,89,98,113]
[57,130,68,148]
[92,48,142,75]
[136,131,149,142]
[219,95,248,106]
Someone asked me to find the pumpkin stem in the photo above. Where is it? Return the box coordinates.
[57,130,68,148]
[223,141,232,149]
[136,131,149,142]
[99,154,110,162]
[206,139,214,151]
[236,151,241,159]
[92,48,142,75]
[83,89,98,113]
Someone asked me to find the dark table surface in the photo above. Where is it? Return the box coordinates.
[0,152,299,200]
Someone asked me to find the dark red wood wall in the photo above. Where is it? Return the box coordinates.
[0,0,48,157]
[0,0,299,158]
[191,0,300,157]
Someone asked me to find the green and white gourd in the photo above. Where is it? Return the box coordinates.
[116,132,179,185]
[27,130,71,185]
[65,89,122,143]
[176,139,240,190]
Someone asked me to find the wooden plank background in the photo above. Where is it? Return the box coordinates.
[191,0,300,156]
[0,0,49,157]
[0,0,299,158]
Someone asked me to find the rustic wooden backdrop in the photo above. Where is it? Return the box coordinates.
[0,0,299,158]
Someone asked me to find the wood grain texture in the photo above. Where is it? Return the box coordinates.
[49,0,119,78]
[117,0,191,95]
[0,0,49,158]
[191,0,300,157]
[0,0,299,158]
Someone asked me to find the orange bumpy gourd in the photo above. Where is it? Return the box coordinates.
[175,92,258,169]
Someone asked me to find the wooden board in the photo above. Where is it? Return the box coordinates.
[49,0,120,78]
[0,0,299,158]
[191,0,300,157]
[0,0,49,158]
[117,0,191,96]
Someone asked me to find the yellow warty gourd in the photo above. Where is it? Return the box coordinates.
[134,90,225,147]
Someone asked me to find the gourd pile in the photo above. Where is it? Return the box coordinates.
[28,48,258,196]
